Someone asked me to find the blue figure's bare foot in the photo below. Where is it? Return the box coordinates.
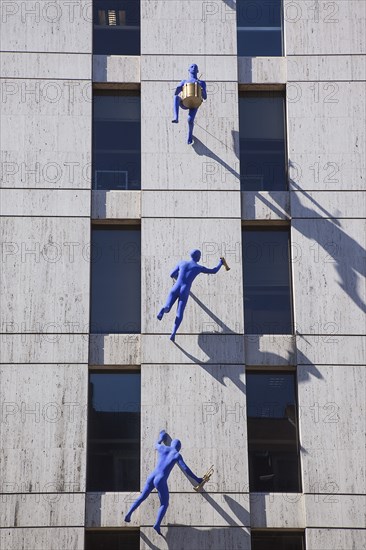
[153,524,162,536]
[124,514,131,523]
[157,310,164,321]
[170,333,176,342]
[172,119,178,123]
[187,137,194,145]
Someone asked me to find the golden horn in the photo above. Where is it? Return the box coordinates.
[220,257,230,271]
[193,465,214,492]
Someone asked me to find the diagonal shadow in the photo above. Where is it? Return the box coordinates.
[192,136,240,181]
[288,163,366,314]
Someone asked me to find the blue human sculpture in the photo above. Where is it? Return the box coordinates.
[172,64,207,144]
[124,430,202,536]
[157,249,223,341]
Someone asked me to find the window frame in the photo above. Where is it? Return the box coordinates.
[92,89,141,192]
[245,368,302,493]
[236,0,284,58]
[241,225,294,335]
[239,90,288,192]
[86,368,141,493]
[93,0,141,56]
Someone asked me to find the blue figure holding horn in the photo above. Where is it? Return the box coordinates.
[157,249,230,341]
[172,64,207,144]
[124,430,203,536]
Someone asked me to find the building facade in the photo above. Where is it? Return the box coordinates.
[0,1,365,549]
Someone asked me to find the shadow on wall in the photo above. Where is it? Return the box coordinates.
[141,525,250,550]
[192,136,240,182]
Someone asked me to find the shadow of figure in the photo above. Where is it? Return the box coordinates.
[173,291,246,393]
[192,136,240,182]
[289,176,365,314]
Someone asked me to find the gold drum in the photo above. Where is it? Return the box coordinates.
[181,82,203,109]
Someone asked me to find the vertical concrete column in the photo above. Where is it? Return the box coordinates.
[285,1,366,547]
[140,1,250,548]
[0,3,92,549]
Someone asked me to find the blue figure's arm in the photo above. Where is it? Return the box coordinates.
[200,258,223,275]
[174,80,185,96]
[170,263,180,280]
[177,456,203,484]
[155,430,167,450]
[200,80,207,100]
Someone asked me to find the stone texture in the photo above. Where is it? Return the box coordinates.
[244,335,296,366]
[92,190,141,220]
[140,527,251,550]
[291,219,366,336]
[0,189,90,217]
[1,217,90,332]
[0,364,88,493]
[238,57,287,84]
[0,528,84,550]
[298,365,366,494]
[142,191,241,219]
[284,0,366,55]
[89,334,141,366]
[93,55,140,83]
[250,493,305,528]
[241,191,290,221]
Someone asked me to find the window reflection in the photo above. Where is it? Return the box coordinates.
[91,227,141,334]
[85,529,140,549]
[93,92,141,191]
[93,1,140,55]
[237,0,283,57]
[87,372,141,492]
[252,531,305,550]
[246,372,301,493]
[242,228,293,335]
[239,92,287,191]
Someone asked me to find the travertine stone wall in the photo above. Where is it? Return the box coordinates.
[0,3,92,548]
[285,2,366,548]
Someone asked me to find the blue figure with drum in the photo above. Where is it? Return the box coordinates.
[172,64,207,144]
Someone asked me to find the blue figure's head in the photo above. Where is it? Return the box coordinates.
[171,439,182,452]
[190,249,201,262]
[189,64,199,78]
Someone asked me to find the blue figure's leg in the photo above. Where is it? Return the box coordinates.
[187,108,198,145]
[157,288,179,320]
[170,296,188,341]
[172,96,181,123]
[124,477,154,522]
[153,478,169,536]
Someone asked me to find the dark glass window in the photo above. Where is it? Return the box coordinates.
[247,372,301,493]
[93,1,140,55]
[91,227,141,334]
[237,0,283,56]
[93,92,141,191]
[242,228,293,334]
[87,372,141,492]
[85,529,140,549]
[239,92,287,191]
[252,531,305,550]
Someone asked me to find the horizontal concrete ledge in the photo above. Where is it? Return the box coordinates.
[0,52,92,80]
[287,55,366,82]
[91,190,141,220]
[93,55,140,83]
[245,335,296,367]
[0,494,85,528]
[142,191,241,218]
[86,492,250,528]
[0,189,90,217]
[142,334,244,364]
[0,528,84,550]
[250,493,305,528]
[238,57,287,85]
[89,334,141,366]
[241,191,290,221]
[141,56,238,82]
